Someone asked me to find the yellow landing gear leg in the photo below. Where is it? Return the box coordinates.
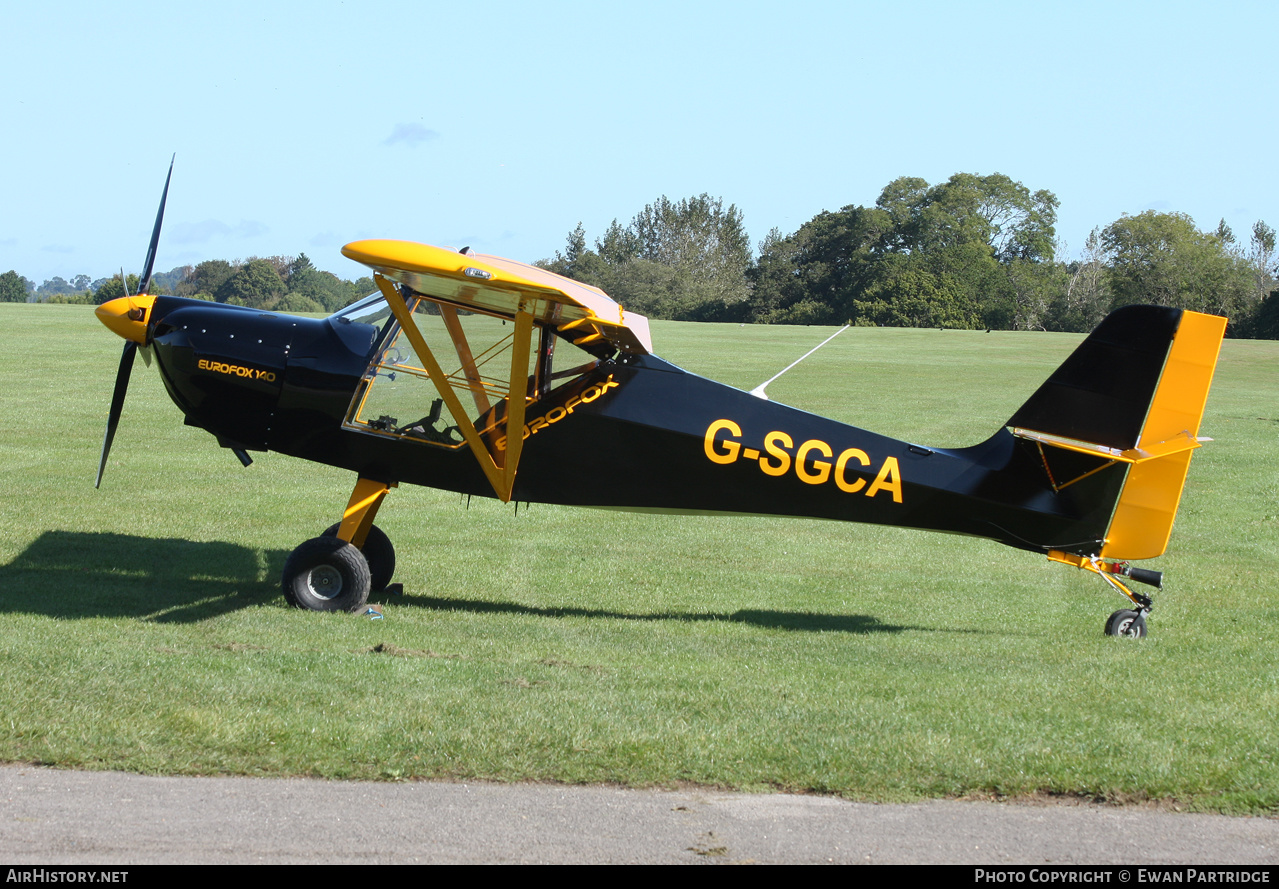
[281,477,398,613]
[330,477,397,594]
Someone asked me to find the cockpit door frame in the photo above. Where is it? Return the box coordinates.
[375,273,532,503]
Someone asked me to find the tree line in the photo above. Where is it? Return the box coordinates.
[6,171,1277,338]
[1,255,374,314]
[536,173,1278,338]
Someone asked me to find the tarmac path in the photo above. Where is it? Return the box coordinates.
[1,765,1276,865]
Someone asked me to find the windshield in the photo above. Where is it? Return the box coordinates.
[333,292,391,327]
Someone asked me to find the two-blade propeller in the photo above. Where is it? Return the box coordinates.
[95,155,173,488]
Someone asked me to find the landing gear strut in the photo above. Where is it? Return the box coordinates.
[282,477,397,612]
[1091,558,1158,638]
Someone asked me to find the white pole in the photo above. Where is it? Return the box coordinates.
[749,325,850,400]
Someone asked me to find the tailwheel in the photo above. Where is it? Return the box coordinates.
[1104,609,1148,638]
[323,523,395,592]
[282,536,372,613]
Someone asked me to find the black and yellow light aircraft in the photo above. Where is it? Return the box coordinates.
[96,165,1225,636]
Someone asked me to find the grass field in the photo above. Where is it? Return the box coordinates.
[1,303,1276,813]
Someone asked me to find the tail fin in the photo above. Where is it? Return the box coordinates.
[1008,305,1226,560]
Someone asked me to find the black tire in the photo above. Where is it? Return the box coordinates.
[1104,609,1147,638]
[322,523,395,592]
[282,536,371,613]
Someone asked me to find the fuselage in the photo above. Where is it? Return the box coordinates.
[129,295,1123,557]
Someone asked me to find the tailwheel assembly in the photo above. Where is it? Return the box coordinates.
[1092,558,1158,638]
[1047,550,1162,639]
[1104,608,1147,638]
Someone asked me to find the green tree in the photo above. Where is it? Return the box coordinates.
[286,253,354,312]
[747,227,807,321]
[627,195,751,313]
[1101,211,1255,322]
[1247,221,1277,303]
[747,206,889,324]
[541,224,591,279]
[875,173,1058,262]
[273,292,324,313]
[1248,291,1279,339]
[1046,229,1111,332]
[149,266,187,295]
[38,277,74,296]
[1229,220,1279,337]
[93,273,142,305]
[750,173,1063,329]
[178,260,235,299]
[539,194,752,321]
[591,258,678,318]
[217,258,285,308]
[874,174,1062,329]
[854,249,987,329]
[0,270,28,303]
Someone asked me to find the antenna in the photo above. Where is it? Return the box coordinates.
[749,325,849,400]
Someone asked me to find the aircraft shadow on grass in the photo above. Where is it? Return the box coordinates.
[0,531,286,623]
[399,595,914,635]
[1,532,912,634]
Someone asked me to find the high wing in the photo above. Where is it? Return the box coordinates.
[92,164,1229,629]
[341,239,652,356]
[339,239,658,504]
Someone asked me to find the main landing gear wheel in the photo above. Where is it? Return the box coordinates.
[322,523,395,592]
[282,536,372,613]
[1104,609,1148,638]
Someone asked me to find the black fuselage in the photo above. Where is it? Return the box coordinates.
[144,296,1124,557]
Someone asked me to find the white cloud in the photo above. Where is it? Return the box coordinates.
[169,219,268,245]
[309,231,345,248]
[383,123,441,148]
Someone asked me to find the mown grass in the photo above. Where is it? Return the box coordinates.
[1,304,1276,812]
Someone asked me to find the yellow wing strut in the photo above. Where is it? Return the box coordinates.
[376,274,532,503]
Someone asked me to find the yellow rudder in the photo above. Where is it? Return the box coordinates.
[1101,311,1226,560]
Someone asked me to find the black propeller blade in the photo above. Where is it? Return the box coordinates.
[138,154,174,296]
[96,340,138,489]
[95,156,173,488]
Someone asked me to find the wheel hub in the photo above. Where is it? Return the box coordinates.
[307,564,344,599]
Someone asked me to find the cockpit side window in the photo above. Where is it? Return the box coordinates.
[539,329,600,400]
[342,292,603,451]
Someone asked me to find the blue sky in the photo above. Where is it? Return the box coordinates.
[4,0,1276,285]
